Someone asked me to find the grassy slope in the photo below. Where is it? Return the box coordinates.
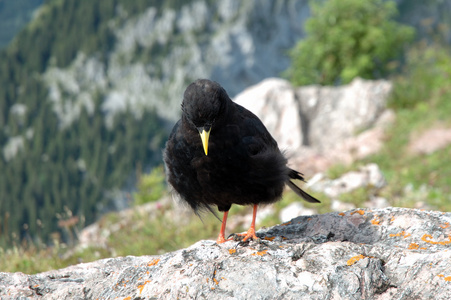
[2,41,451,274]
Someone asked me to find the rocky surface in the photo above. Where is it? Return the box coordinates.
[2,207,451,299]
[296,77,392,151]
[234,77,394,173]
[309,163,387,199]
[234,77,392,151]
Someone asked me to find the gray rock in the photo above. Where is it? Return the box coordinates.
[234,78,303,150]
[308,163,389,213]
[330,199,356,212]
[364,196,390,209]
[297,78,392,151]
[309,163,387,198]
[279,202,316,223]
[233,78,393,171]
[2,207,451,299]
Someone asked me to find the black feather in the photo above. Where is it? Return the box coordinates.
[163,79,320,217]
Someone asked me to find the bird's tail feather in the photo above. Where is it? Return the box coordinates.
[287,169,320,203]
[194,202,222,222]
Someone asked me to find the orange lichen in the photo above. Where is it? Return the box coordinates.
[229,249,237,254]
[123,297,131,300]
[264,236,276,241]
[148,258,160,266]
[421,234,451,245]
[351,210,365,215]
[338,212,345,216]
[281,221,292,226]
[371,218,381,225]
[408,243,419,250]
[389,231,410,238]
[437,274,451,281]
[307,218,312,221]
[137,280,151,294]
[213,278,219,285]
[252,250,268,256]
[439,222,450,229]
[347,254,366,266]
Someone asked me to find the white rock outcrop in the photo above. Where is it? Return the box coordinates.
[2,208,451,299]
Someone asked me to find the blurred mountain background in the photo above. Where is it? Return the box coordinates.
[0,0,450,272]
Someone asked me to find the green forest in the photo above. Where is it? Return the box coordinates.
[0,0,174,247]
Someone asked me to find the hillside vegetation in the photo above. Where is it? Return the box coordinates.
[0,0,450,274]
[0,0,170,247]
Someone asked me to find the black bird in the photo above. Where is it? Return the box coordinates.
[164,79,320,243]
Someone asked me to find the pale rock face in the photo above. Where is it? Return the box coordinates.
[310,163,387,199]
[233,77,393,171]
[299,78,392,151]
[2,208,451,299]
[279,202,316,223]
[234,78,303,150]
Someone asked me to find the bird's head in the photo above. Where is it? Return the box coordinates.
[182,79,229,156]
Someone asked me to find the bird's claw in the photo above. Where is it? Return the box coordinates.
[227,231,261,243]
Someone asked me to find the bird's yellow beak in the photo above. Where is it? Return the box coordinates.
[199,127,211,156]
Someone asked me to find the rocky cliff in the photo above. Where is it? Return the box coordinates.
[43,0,310,126]
[234,77,394,173]
[1,207,450,299]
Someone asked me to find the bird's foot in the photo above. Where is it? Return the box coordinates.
[229,227,260,243]
[216,234,233,244]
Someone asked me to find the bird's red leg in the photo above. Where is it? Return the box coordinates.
[236,204,259,242]
[216,211,232,243]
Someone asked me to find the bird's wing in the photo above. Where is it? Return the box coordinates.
[167,119,181,140]
[232,103,279,150]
